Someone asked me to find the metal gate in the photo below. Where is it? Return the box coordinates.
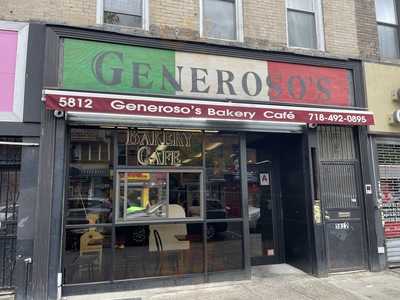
[377,143,400,266]
[0,140,21,289]
[317,126,367,272]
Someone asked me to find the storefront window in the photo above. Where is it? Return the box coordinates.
[205,135,242,219]
[116,170,202,222]
[63,227,112,284]
[207,222,243,272]
[67,129,113,225]
[113,224,204,279]
[63,127,244,285]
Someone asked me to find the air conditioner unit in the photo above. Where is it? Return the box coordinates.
[392,89,400,102]
[389,110,400,125]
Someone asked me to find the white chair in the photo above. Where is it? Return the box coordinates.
[149,204,190,274]
[149,204,190,252]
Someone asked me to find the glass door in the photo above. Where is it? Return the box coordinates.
[247,135,281,265]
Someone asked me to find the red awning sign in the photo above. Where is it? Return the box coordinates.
[43,90,374,126]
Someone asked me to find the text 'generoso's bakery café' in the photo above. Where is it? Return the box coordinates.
[38,32,379,296]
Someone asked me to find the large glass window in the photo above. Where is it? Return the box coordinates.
[207,222,243,272]
[113,224,204,279]
[103,0,145,28]
[205,135,242,219]
[287,0,323,50]
[116,170,203,222]
[376,0,400,58]
[202,0,241,41]
[63,128,244,285]
[63,227,112,284]
[67,129,113,225]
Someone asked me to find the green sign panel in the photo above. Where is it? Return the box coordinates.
[62,39,176,95]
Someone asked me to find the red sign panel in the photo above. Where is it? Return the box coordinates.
[267,62,352,106]
[43,90,374,126]
[385,222,400,238]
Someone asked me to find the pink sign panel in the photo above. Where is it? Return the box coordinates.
[0,30,18,113]
[44,90,375,126]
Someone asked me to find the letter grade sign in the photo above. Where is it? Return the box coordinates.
[44,90,375,126]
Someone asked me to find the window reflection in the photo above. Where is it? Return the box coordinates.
[113,224,204,279]
[117,171,202,222]
[207,222,243,272]
[205,135,241,219]
[67,129,113,225]
[63,227,112,284]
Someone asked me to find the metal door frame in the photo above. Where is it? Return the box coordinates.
[317,126,368,273]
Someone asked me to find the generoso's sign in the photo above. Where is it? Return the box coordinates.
[62,39,354,107]
[44,90,374,126]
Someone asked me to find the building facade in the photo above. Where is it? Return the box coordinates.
[0,0,396,299]
[0,20,45,299]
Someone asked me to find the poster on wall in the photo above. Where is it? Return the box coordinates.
[0,22,28,122]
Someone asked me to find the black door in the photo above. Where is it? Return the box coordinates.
[317,126,367,272]
[247,136,282,265]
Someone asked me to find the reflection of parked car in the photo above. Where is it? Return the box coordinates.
[0,204,18,224]
[66,197,111,224]
[187,199,229,240]
[248,205,260,231]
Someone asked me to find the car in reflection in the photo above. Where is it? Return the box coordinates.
[66,197,112,225]
[248,205,260,231]
[0,204,18,228]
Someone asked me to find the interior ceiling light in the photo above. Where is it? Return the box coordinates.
[204,130,219,133]
[205,142,223,151]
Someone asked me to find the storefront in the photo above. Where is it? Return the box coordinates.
[34,26,380,298]
[365,62,400,268]
[0,21,43,298]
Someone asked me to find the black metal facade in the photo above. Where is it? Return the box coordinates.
[0,140,21,289]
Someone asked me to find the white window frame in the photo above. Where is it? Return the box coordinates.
[375,0,400,58]
[200,0,244,42]
[0,21,28,123]
[96,0,149,31]
[285,0,325,51]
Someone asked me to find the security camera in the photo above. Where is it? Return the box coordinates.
[308,123,318,129]
[54,110,65,118]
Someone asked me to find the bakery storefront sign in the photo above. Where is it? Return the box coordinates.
[62,39,355,107]
[126,129,193,166]
[44,90,375,126]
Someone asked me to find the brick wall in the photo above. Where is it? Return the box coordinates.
[0,0,380,60]
[323,0,360,58]
[354,0,379,60]
[0,0,97,26]
[243,0,287,50]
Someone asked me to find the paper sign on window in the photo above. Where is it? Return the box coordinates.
[259,173,270,186]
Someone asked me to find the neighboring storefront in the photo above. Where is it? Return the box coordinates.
[365,62,400,268]
[0,21,43,298]
[34,25,380,299]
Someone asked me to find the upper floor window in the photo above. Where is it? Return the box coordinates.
[201,0,243,41]
[375,0,400,58]
[287,0,324,50]
[97,0,148,29]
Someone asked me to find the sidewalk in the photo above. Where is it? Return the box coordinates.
[66,264,400,300]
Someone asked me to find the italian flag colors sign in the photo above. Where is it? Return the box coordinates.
[62,39,353,107]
